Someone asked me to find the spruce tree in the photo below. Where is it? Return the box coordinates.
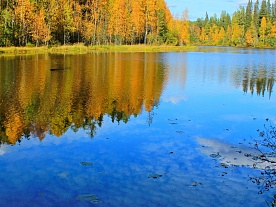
[245,0,253,32]
[267,0,272,20]
[157,10,168,44]
[204,12,209,26]
[254,0,260,30]
[272,0,276,21]
[259,0,268,23]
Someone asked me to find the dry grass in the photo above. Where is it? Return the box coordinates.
[0,44,197,56]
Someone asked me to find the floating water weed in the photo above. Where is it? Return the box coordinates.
[209,153,221,159]
[76,194,100,203]
[148,174,162,179]
[80,161,93,167]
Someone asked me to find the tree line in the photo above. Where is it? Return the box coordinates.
[0,0,189,46]
[191,0,276,47]
[1,0,276,47]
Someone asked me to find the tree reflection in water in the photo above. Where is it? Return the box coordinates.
[232,66,275,98]
[1,52,275,145]
[0,53,166,144]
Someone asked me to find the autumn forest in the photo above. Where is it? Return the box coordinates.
[0,0,276,47]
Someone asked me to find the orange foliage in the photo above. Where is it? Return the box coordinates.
[4,111,25,145]
[0,53,166,142]
[32,10,51,46]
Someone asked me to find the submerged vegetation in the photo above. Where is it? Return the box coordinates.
[250,121,276,194]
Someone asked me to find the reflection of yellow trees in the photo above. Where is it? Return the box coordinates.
[0,53,166,144]
[4,109,25,145]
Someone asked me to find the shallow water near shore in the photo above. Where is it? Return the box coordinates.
[0,47,276,207]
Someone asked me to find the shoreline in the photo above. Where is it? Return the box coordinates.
[1,45,274,56]
[0,45,198,56]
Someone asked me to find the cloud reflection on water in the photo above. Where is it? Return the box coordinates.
[197,137,276,170]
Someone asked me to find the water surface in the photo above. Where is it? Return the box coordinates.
[0,48,276,207]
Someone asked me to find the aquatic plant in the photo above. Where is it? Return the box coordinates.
[266,194,276,207]
[76,194,100,203]
[250,119,276,193]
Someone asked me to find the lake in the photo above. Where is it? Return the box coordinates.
[0,47,276,207]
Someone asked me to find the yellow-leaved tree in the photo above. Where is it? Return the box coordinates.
[32,9,51,46]
[210,24,219,45]
[218,27,226,45]
[231,23,243,46]
[175,9,190,45]
[245,21,258,46]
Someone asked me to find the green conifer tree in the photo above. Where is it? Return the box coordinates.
[204,12,209,26]
[210,14,218,26]
[254,0,260,29]
[245,0,253,32]
[219,11,231,31]
[272,1,276,22]
[267,0,272,21]
[259,0,268,22]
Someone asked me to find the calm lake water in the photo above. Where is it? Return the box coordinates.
[0,47,276,207]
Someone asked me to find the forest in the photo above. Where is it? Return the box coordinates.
[0,0,276,47]
[192,0,276,47]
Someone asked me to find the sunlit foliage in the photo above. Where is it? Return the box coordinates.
[188,0,276,47]
[0,0,177,46]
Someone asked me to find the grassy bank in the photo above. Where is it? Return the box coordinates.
[0,46,49,55]
[87,45,197,52]
[0,44,197,55]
